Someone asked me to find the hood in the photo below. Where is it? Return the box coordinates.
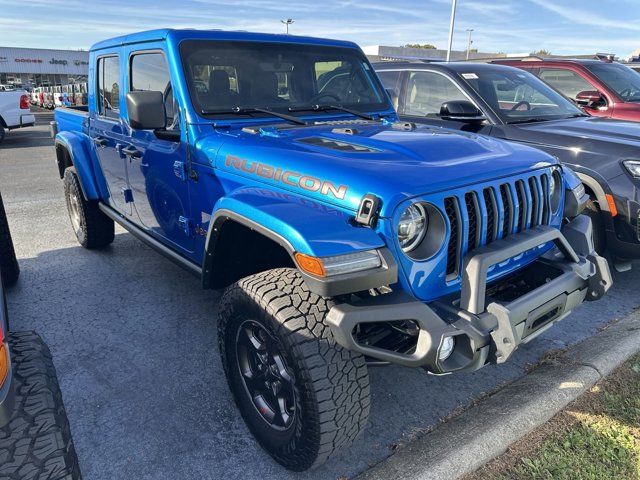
[207,122,556,216]
[512,116,640,180]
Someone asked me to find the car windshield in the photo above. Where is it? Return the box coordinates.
[180,40,389,119]
[586,62,640,102]
[459,68,585,123]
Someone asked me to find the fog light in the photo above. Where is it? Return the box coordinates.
[438,336,455,362]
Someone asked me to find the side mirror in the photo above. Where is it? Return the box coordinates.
[126,91,166,130]
[575,90,603,105]
[440,100,485,122]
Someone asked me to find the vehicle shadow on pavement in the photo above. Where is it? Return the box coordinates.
[4,233,640,480]
[1,129,55,149]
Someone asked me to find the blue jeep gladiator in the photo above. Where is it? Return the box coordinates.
[51,29,611,471]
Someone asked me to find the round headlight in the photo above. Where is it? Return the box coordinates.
[398,203,428,252]
[549,170,563,213]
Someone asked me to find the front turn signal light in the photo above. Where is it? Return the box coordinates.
[295,253,326,277]
[0,344,8,388]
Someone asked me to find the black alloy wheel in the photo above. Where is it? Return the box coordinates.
[235,319,295,430]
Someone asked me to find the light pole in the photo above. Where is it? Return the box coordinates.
[466,28,474,60]
[281,18,294,34]
[446,0,457,62]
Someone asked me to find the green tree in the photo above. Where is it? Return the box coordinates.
[403,43,437,49]
[532,49,551,56]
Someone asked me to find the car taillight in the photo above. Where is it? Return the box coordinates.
[20,94,29,109]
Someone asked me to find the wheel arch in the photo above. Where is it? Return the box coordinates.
[201,188,392,295]
[54,133,104,201]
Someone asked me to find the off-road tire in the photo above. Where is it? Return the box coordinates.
[0,191,19,287]
[218,268,370,471]
[0,331,82,479]
[63,167,114,249]
[585,198,606,255]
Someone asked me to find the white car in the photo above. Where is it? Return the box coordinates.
[0,89,35,143]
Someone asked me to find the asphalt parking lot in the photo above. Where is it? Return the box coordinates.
[1,114,639,480]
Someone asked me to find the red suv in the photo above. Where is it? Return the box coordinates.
[494,58,640,122]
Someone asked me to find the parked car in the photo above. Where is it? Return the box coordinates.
[0,89,35,143]
[0,193,19,286]
[53,86,65,109]
[51,29,610,470]
[72,83,88,106]
[42,87,54,109]
[374,61,640,267]
[0,191,82,478]
[493,58,640,122]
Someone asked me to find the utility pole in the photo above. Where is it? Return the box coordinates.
[466,28,474,60]
[281,18,294,34]
[446,0,457,62]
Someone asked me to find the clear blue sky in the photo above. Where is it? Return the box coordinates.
[2,0,640,57]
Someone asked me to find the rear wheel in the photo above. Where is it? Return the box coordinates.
[218,268,370,471]
[0,191,19,287]
[584,198,606,255]
[63,167,114,249]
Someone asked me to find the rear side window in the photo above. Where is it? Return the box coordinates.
[130,52,177,127]
[538,68,594,100]
[97,56,120,119]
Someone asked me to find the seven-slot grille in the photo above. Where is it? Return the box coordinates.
[445,173,553,280]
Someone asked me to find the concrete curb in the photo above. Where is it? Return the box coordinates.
[356,309,640,480]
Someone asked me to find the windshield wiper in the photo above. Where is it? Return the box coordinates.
[506,117,552,125]
[288,104,378,121]
[201,106,307,126]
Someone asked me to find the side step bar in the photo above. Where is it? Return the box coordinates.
[98,203,202,278]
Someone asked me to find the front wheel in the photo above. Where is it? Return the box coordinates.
[63,167,114,249]
[218,268,371,471]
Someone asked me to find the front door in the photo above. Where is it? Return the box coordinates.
[121,49,193,254]
[91,54,132,215]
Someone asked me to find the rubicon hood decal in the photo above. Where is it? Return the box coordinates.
[225,154,348,200]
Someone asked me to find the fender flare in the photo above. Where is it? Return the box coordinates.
[54,132,105,201]
[202,188,395,295]
[574,170,613,214]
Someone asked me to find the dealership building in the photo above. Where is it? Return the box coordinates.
[0,46,89,90]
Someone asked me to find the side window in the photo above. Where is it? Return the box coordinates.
[97,56,120,119]
[130,52,177,128]
[539,68,594,100]
[402,71,469,117]
[377,70,402,109]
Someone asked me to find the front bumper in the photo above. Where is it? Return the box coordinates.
[327,215,612,374]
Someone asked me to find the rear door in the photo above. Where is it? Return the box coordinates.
[121,47,193,254]
[90,53,132,215]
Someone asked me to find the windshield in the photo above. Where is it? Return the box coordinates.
[460,68,584,123]
[586,62,640,102]
[180,40,389,119]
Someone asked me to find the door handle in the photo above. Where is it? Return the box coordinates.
[121,145,142,159]
[93,137,108,148]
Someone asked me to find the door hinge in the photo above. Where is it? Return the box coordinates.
[173,160,187,181]
[121,187,133,203]
[178,216,192,236]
